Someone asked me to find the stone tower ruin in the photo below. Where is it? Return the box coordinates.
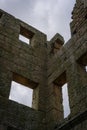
[0,0,87,130]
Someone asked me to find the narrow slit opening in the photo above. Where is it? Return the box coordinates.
[53,72,70,119]
[85,66,87,72]
[62,83,70,118]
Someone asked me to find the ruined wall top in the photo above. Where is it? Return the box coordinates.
[70,0,87,36]
[76,0,87,7]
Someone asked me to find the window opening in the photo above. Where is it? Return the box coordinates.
[9,81,33,107]
[85,66,87,72]
[19,34,30,44]
[62,83,70,118]
[19,26,34,45]
[54,72,70,119]
[9,73,38,108]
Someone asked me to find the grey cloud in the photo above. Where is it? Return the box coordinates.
[0,0,75,42]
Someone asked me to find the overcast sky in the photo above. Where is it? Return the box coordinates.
[0,0,75,42]
[0,0,76,118]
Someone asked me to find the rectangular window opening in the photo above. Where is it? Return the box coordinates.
[85,66,87,72]
[9,81,33,107]
[62,83,70,118]
[9,73,38,108]
[19,26,34,45]
[19,34,30,44]
[54,72,70,119]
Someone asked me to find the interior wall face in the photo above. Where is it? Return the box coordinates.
[0,0,87,130]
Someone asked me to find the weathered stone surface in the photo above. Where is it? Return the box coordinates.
[0,0,87,130]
